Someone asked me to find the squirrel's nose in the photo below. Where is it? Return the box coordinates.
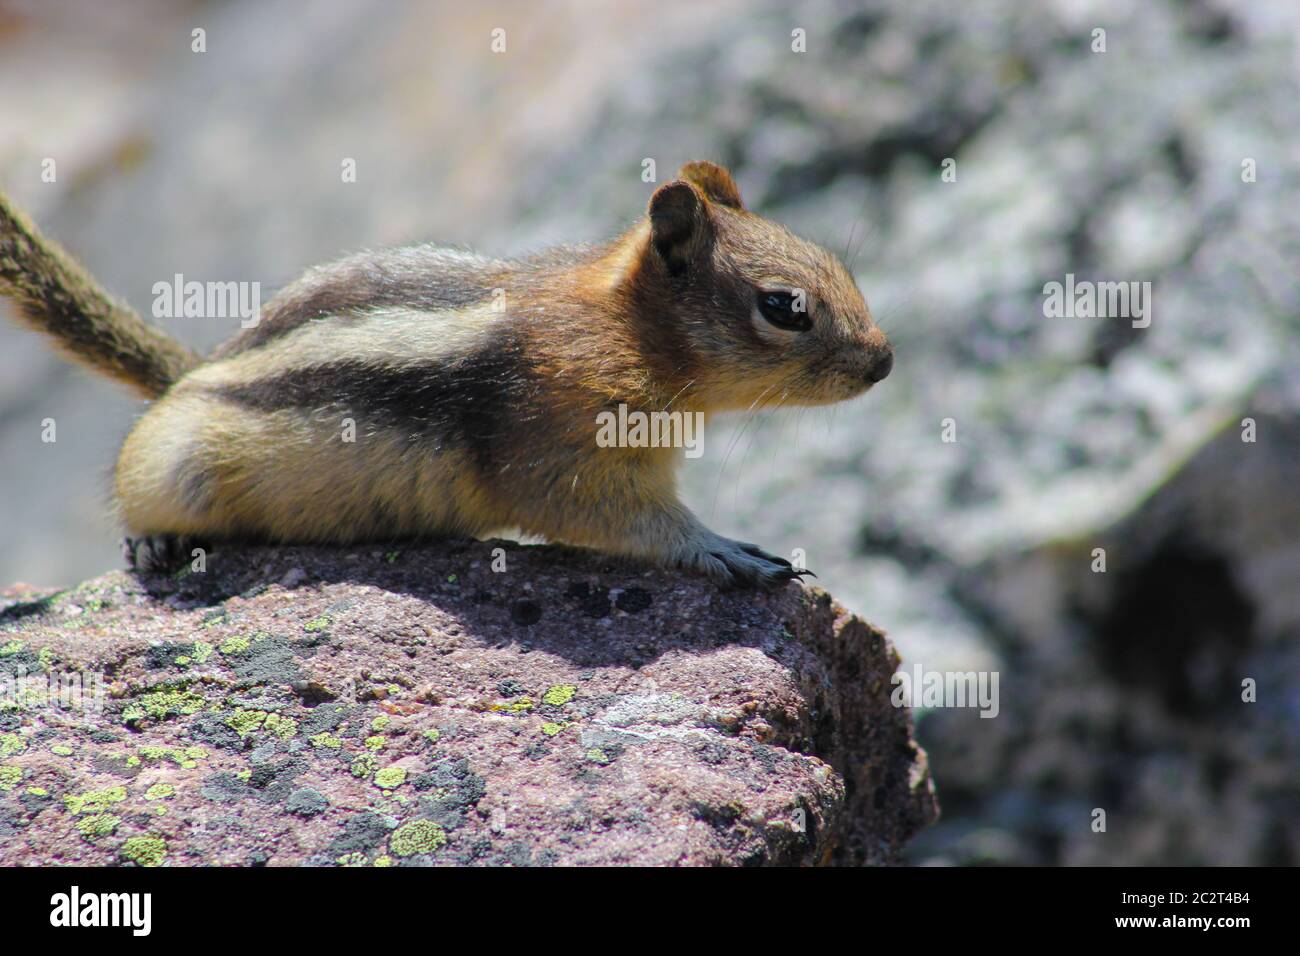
[867,345,893,383]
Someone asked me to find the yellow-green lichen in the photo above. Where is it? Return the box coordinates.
[364,735,385,751]
[225,708,268,737]
[120,836,166,867]
[50,744,73,756]
[26,786,47,796]
[373,855,394,867]
[423,729,440,744]
[351,754,377,779]
[490,696,534,714]
[310,732,343,748]
[193,641,214,664]
[541,722,566,736]
[64,785,127,815]
[371,715,391,732]
[122,687,205,723]
[390,819,446,857]
[542,684,577,707]
[265,713,298,739]
[0,640,23,657]
[219,636,251,656]
[136,745,208,769]
[0,733,27,756]
[145,783,175,801]
[76,813,121,839]
[373,767,406,789]
[0,765,22,791]
[303,615,332,633]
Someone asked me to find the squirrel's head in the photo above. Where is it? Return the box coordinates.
[631,160,891,412]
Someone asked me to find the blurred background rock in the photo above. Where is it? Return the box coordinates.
[1,0,1296,864]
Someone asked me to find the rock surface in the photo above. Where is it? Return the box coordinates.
[0,541,936,867]
[910,406,1300,866]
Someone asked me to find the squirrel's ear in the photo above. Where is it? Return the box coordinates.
[648,180,709,275]
[678,160,743,209]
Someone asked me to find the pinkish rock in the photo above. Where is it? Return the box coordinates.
[0,540,936,866]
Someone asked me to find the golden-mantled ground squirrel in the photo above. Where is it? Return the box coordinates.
[0,162,891,587]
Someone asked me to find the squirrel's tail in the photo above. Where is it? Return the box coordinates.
[0,190,198,398]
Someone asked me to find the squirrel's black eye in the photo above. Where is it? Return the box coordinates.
[756,290,812,332]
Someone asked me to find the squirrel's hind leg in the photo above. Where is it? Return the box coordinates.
[123,533,208,575]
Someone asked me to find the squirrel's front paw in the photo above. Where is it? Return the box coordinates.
[682,534,814,590]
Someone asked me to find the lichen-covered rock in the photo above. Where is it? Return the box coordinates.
[911,408,1300,866]
[0,541,935,866]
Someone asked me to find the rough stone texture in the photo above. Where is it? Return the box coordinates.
[0,541,936,867]
[910,405,1300,866]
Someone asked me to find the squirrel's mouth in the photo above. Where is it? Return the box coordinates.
[786,375,876,408]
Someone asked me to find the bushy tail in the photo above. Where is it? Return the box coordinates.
[0,191,198,398]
